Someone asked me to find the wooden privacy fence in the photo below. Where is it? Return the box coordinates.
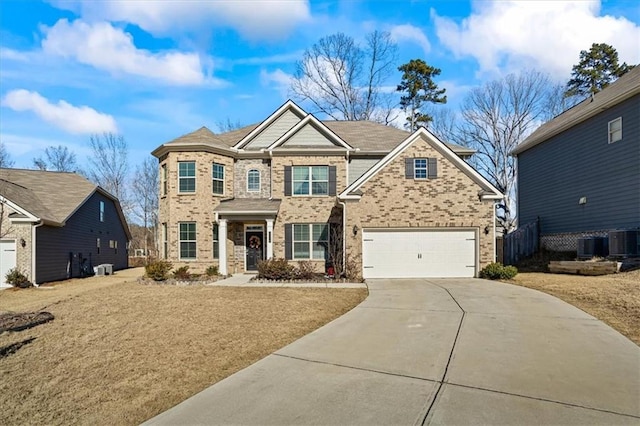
[503,219,539,265]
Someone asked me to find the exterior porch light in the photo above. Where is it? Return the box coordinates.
[352,225,359,236]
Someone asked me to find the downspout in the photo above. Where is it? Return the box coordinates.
[337,200,347,277]
[31,220,44,287]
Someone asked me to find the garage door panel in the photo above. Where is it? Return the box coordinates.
[363,230,476,279]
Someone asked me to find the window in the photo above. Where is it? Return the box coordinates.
[293,224,329,260]
[212,163,225,195]
[414,159,428,179]
[97,238,101,255]
[608,117,622,143]
[178,162,196,193]
[115,240,118,254]
[247,169,260,192]
[213,224,219,259]
[162,223,168,259]
[99,201,105,222]
[161,164,167,196]
[293,166,328,195]
[179,222,197,259]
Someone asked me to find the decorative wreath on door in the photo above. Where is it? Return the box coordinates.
[249,235,261,249]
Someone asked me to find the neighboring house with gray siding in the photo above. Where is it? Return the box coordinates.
[0,168,131,285]
[512,67,640,252]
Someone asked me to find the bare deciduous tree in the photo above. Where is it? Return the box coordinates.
[459,70,551,235]
[32,145,78,172]
[216,118,244,133]
[87,133,131,216]
[0,141,14,168]
[131,157,159,260]
[290,31,398,122]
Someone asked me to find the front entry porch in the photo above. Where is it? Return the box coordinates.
[214,199,280,275]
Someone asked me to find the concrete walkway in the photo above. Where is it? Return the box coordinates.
[144,278,640,425]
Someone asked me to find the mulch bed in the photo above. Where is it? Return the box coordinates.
[0,311,55,333]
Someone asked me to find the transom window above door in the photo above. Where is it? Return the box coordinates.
[293,166,328,195]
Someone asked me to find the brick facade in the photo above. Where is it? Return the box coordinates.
[345,135,495,274]
[0,211,33,280]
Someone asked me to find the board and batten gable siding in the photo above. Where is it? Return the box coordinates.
[245,110,302,149]
[36,192,129,283]
[518,94,640,234]
[348,157,382,185]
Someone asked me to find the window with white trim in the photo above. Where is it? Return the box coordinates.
[414,159,428,179]
[213,224,219,259]
[608,117,622,143]
[179,222,197,260]
[247,169,260,192]
[293,223,329,260]
[99,201,105,222]
[161,164,167,196]
[162,223,168,259]
[212,163,225,195]
[293,166,328,195]
[178,162,196,193]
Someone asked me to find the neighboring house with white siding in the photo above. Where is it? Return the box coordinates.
[152,100,502,279]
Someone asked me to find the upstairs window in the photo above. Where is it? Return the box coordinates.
[212,163,225,195]
[178,162,196,193]
[608,117,622,144]
[99,201,105,222]
[293,166,328,195]
[405,158,438,179]
[247,169,260,192]
[161,164,167,196]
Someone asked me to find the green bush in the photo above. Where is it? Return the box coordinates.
[172,266,191,280]
[480,262,518,280]
[5,268,33,288]
[205,265,219,277]
[257,258,296,280]
[144,260,173,281]
[295,261,316,280]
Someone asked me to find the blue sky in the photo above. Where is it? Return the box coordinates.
[1,0,639,169]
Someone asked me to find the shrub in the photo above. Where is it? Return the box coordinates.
[295,261,316,280]
[145,260,173,281]
[5,268,33,288]
[480,262,518,280]
[172,266,191,280]
[205,265,219,277]
[257,258,296,280]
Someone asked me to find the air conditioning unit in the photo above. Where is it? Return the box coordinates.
[608,230,640,257]
[577,237,608,259]
[94,265,106,276]
[99,264,113,275]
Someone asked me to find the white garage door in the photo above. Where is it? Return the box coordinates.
[362,229,476,278]
[1,240,17,285]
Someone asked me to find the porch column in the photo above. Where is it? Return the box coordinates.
[219,219,228,275]
[266,218,274,260]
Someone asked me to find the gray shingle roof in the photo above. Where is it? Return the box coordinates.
[0,168,98,225]
[214,198,281,214]
[513,66,640,155]
[155,120,473,155]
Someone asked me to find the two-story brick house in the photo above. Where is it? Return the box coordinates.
[152,101,502,278]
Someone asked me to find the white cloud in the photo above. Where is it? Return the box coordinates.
[41,19,219,86]
[49,0,311,41]
[390,24,431,54]
[260,68,294,98]
[432,1,640,79]
[2,89,118,134]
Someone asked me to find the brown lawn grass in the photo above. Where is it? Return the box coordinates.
[508,269,640,345]
[0,268,367,425]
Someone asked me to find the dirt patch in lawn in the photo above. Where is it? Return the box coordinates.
[0,270,367,425]
[508,269,640,345]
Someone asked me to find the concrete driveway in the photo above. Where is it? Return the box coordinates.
[144,278,640,425]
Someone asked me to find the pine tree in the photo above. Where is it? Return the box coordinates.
[397,59,447,131]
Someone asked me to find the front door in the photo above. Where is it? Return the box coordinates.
[245,230,264,271]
